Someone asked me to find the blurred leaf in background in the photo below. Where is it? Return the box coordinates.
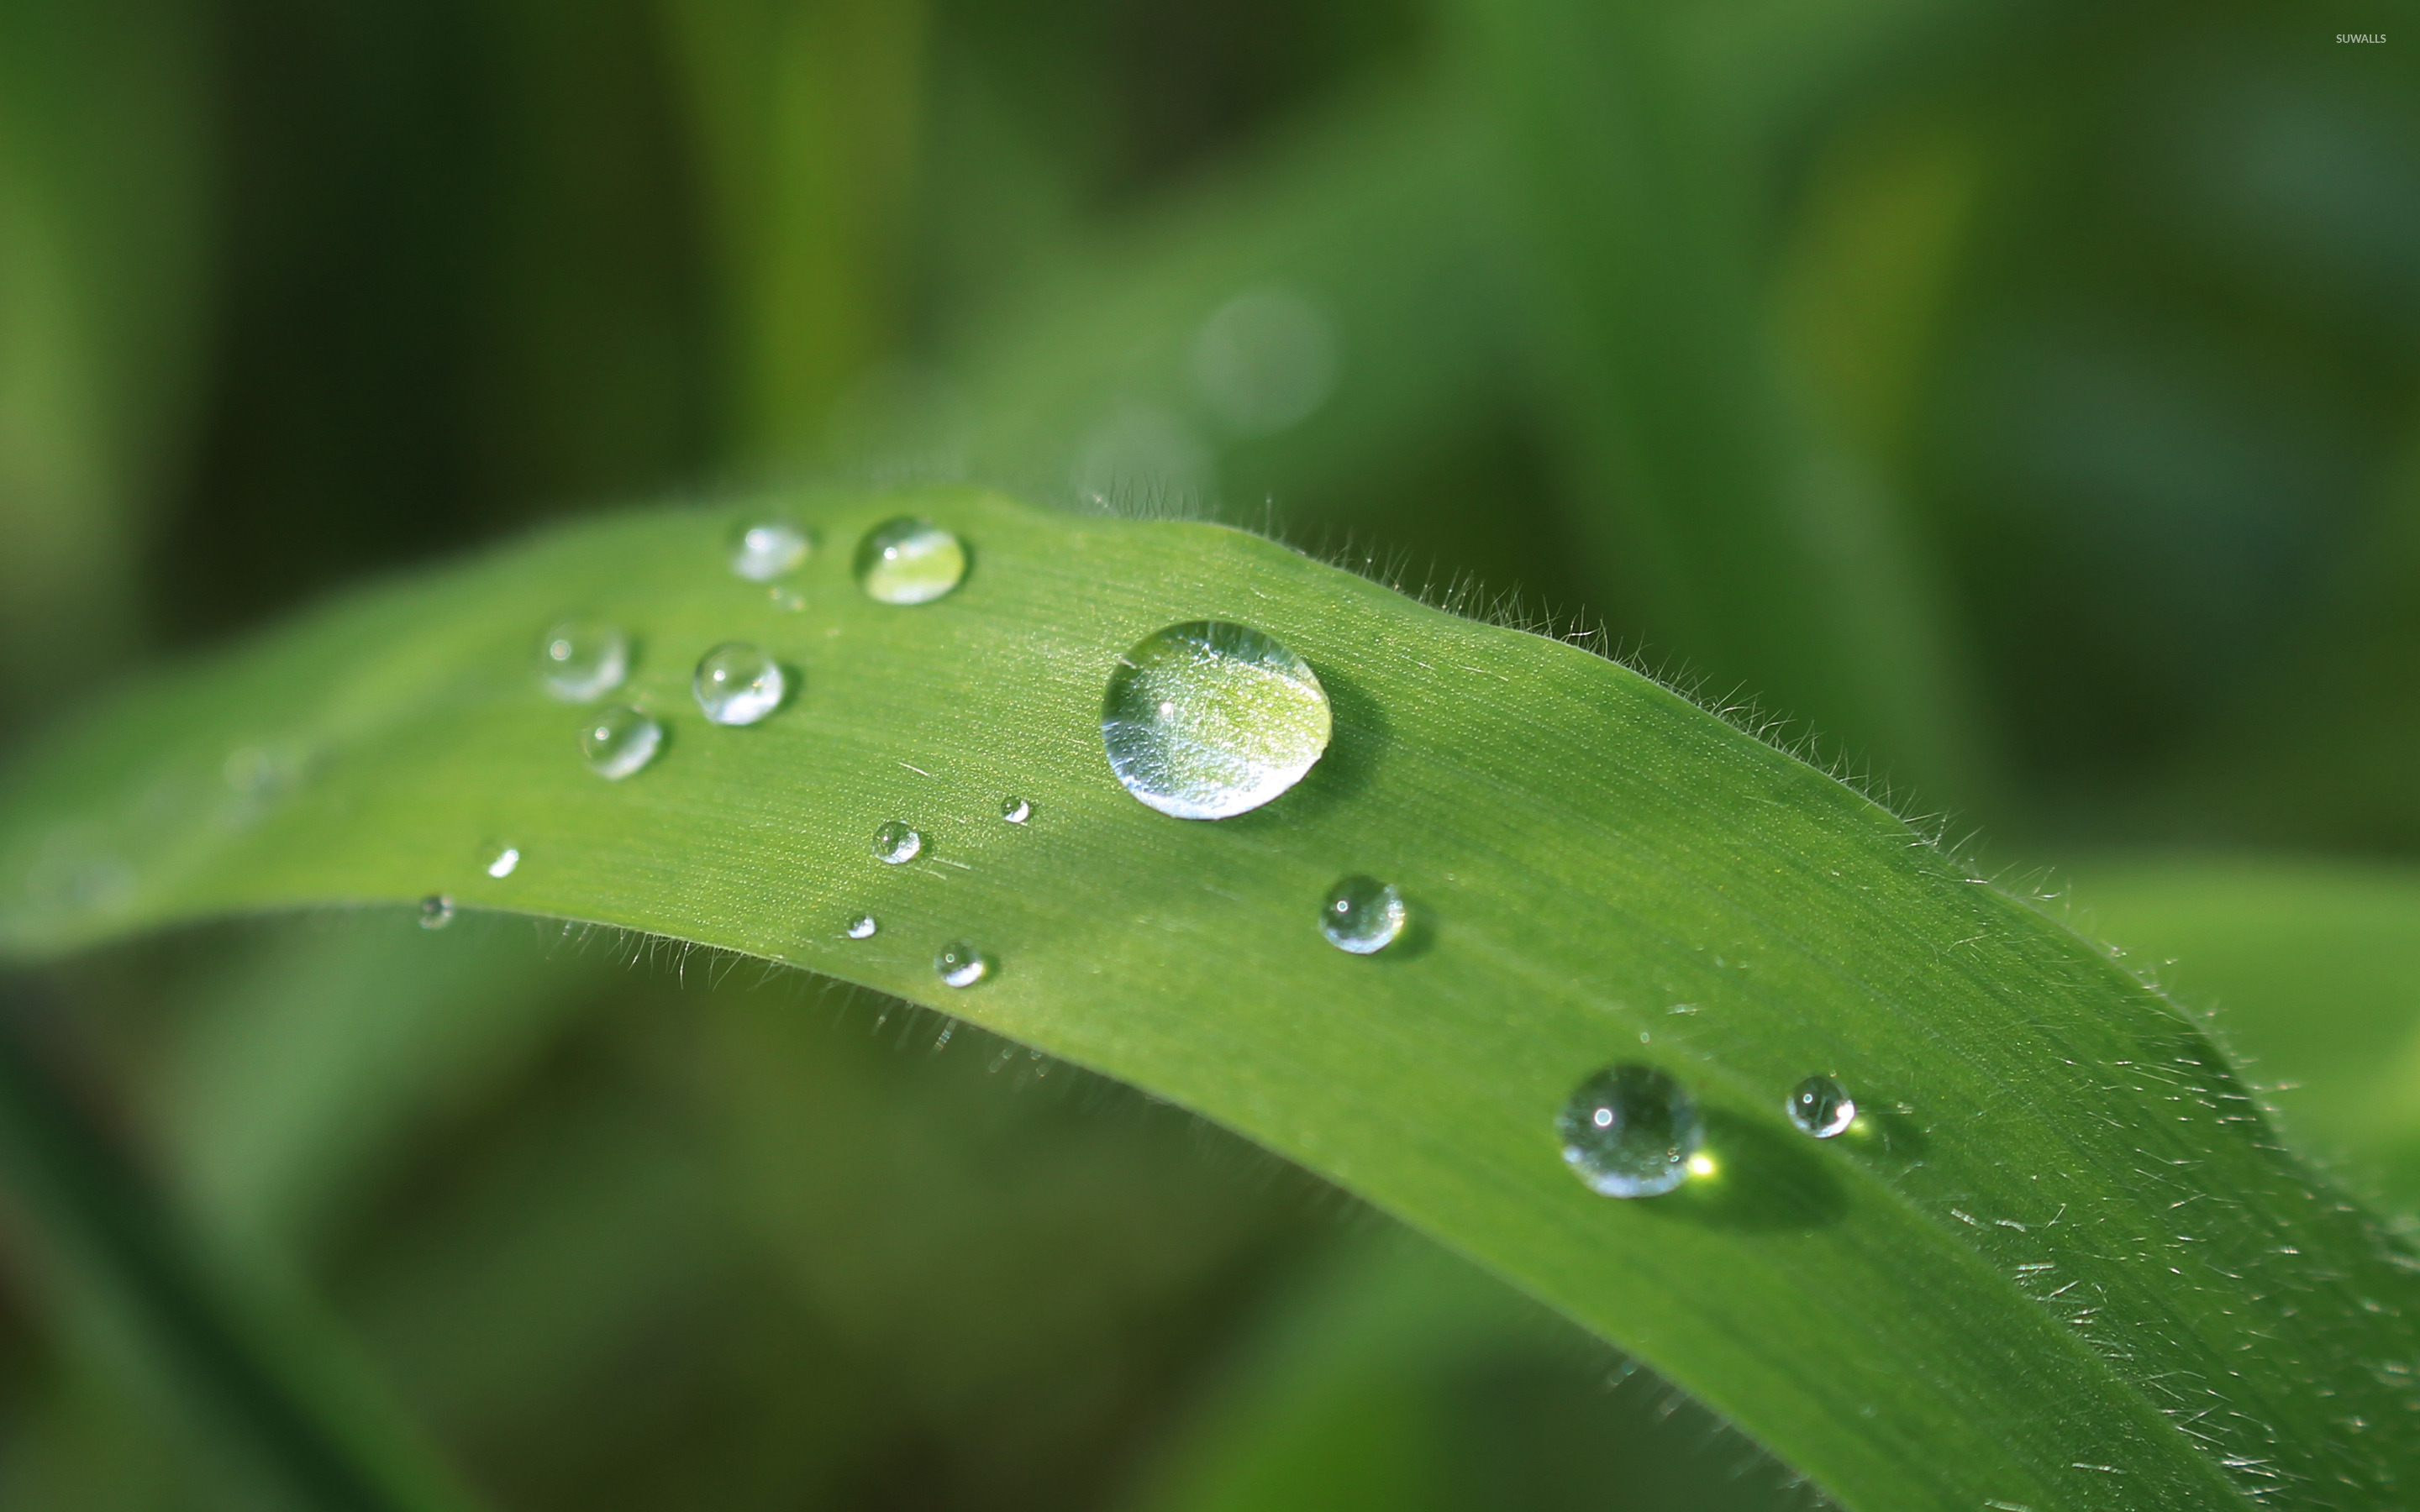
[3,0,2420,1506]
[0,0,214,716]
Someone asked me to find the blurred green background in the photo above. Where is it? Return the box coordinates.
[1,0,2417,1506]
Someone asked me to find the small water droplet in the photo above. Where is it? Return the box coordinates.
[935,941,991,988]
[855,517,968,604]
[419,895,455,929]
[845,914,878,940]
[1786,1074,1857,1138]
[1557,1064,1701,1199]
[693,643,786,725]
[580,706,664,779]
[1320,874,1405,954]
[729,518,811,580]
[486,845,521,879]
[872,821,922,864]
[1001,796,1031,824]
[223,744,304,801]
[1101,621,1331,820]
[535,619,629,701]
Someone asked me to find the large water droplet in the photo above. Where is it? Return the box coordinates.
[1000,796,1031,824]
[1558,1064,1701,1199]
[845,914,878,940]
[486,845,521,879]
[580,706,664,779]
[1786,1074,1856,1138]
[935,941,991,988]
[729,518,810,580]
[535,619,629,701]
[1101,621,1331,820]
[420,895,455,929]
[1320,874,1406,954]
[855,517,967,605]
[693,643,786,725]
[872,821,922,864]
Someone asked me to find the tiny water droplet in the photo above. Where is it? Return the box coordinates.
[486,845,521,879]
[693,643,786,725]
[580,706,664,779]
[1320,874,1405,954]
[1101,621,1331,820]
[935,941,991,988]
[535,619,629,701]
[845,914,878,940]
[419,895,455,929]
[223,745,301,800]
[855,517,967,604]
[1787,1074,1857,1138]
[729,518,811,580]
[872,821,922,864]
[1557,1064,1701,1198]
[1001,797,1031,824]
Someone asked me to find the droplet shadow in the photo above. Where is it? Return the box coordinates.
[1227,662,1388,829]
[1854,1103,1928,1163]
[1655,1108,1849,1232]
[1375,900,1436,961]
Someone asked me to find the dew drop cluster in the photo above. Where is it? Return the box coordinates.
[479,514,991,990]
[485,507,1881,1196]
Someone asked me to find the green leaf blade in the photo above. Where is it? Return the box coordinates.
[3,487,2412,1512]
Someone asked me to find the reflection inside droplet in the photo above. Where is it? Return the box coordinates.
[1101,621,1331,820]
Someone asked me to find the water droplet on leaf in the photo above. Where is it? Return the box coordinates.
[845,914,878,940]
[580,706,664,779]
[855,517,967,605]
[1001,797,1031,824]
[872,821,922,864]
[729,519,810,580]
[534,619,629,701]
[1558,1064,1701,1199]
[419,895,455,929]
[1101,621,1330,820]
[1321,874,1405,954]
[1787,1074,1857,1138]
[223,745,301,801]
[693,643,786,725]
[935,941,991,988]
[486,845,521,879]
